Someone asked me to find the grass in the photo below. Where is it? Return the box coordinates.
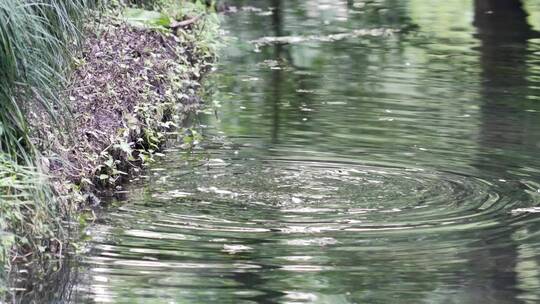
[0,0,94,158]
[0,0,97,296]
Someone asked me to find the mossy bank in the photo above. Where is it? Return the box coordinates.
[0,0,219,300]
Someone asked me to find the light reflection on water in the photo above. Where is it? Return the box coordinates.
[55,0,540,303]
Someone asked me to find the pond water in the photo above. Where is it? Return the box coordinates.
[50,0,540,303]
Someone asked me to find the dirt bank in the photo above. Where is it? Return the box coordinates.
[8,8,217,300]
[33,14,215,203]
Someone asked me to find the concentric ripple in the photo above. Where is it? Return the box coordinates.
[71,149,538,303]
[146,158,508,234]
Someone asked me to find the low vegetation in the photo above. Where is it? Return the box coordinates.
[0,0,218,299]
[0,0,98,293]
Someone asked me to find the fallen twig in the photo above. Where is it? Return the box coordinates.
[169,15,202,29]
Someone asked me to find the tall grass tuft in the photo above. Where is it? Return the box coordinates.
[0,0,97,292]
[0,0,96,160]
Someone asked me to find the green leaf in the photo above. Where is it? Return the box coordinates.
[123,8,171,28]
[114,140,133,155]
[104,157,115,168]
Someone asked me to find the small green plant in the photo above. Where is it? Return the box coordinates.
[123,7,171,29]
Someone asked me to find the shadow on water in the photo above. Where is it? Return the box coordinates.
[467,1,540,303]
[475,0,540,173]
[223,3,287,302]
[8,258,79,303]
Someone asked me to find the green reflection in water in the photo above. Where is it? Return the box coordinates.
[47,1,540,303]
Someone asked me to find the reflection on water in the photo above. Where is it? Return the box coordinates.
[59,0,540,303]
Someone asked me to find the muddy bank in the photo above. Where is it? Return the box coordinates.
[48,18,213,197]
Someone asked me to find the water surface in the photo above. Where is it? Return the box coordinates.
[66,1,540,303]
